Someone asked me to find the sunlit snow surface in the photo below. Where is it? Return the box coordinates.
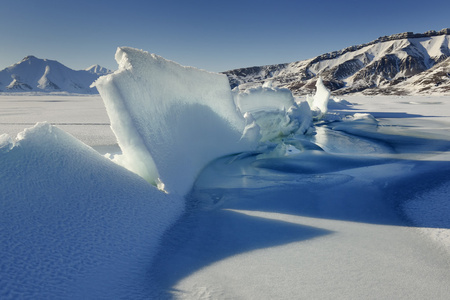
[1,51,450,299]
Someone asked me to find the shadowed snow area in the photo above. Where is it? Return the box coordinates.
[150,125,450,299]
[1,46,450,299]
[0,123,183,299]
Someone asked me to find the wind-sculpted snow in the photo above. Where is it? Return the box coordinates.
[94,47,260,195]
[0,123,183,299]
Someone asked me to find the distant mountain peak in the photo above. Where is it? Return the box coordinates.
[85,64,113,76]
[22,55,36,61]
[0,56,108,94]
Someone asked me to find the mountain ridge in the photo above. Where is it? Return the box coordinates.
[2,29,449,96]
[223,28,450,95]
[0,56,112,94]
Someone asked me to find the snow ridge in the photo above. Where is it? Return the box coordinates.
[0,122,183,298]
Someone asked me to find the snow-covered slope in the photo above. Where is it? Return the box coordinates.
[0,56,112,94]
[224,28,450,95]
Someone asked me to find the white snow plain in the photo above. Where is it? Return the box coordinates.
[1,48,450,299]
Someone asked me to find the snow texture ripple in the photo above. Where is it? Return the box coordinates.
[0,122,183,299]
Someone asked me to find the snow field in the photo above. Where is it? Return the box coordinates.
[402,180,450,252]
[0,48,322,299]
[0,94,116,147]
[0,46,450,299]
[149,93,450,299]
[152,149,450,299]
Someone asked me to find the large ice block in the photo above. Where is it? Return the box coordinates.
[94,47,255,195]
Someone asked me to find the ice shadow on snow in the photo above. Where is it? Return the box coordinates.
[358,112,438,119]
[328,123,450,155]
[148,126,450,299]
[333,109,438,119]
[148,203,332,299]
[149,157,450,299]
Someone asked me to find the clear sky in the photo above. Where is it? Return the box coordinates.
[1,0,449,72]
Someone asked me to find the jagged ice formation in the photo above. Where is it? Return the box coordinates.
[94,47,323,195]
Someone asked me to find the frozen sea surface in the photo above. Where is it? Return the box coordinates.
[1,94,450,299]
[150,95,450,299]
[0,95,117,150]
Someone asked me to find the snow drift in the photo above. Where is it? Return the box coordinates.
[0,123,183,299]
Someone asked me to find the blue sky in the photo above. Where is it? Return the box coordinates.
[1,0,449,72]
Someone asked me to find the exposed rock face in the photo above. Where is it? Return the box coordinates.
[223,29,450,95]
[371,56,450,95]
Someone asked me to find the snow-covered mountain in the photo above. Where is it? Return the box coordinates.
[85,64,112,76]
[223,28,450,95]
[373,56,450,95]
[0,56,112,94]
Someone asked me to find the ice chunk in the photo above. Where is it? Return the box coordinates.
[242,112,262,143]
[307,77,331,119]
[234,85,296,114]
[288,100,314,135]
[0,122,183,298]
[233,85,313,142]
[94,47,256,195]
